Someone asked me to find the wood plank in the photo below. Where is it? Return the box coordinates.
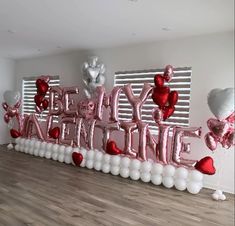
[0,145,234,226]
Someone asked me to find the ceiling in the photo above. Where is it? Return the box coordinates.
[0,0,234,59]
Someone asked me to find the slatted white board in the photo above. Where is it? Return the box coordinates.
[114,67,192,134]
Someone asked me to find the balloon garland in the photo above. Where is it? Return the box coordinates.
[2,65,224,195]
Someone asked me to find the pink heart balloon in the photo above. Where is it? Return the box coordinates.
[205,132,218,151]
[207,118,229,138]
[7,107,17,117]
[222,132,234,149]
[152,107,163,123]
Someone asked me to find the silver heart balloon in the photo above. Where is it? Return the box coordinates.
[207,88,234,120]
[82,56,106,98]
[3,90,21,107]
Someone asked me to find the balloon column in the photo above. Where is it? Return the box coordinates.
[82,56,106,98]
[2,90,22,138]
[152,65,178,120]
[204,88,234,200]
[205,88,234,151]
[2,65,214,195]
[34,76,50,113]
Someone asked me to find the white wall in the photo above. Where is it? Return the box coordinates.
[0,58,16,144]
[15,31,234,193]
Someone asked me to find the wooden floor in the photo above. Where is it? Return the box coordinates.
[0,145,234,226]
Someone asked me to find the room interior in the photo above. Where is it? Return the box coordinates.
[0,0,234,225]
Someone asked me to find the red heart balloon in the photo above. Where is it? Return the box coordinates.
[207,119,229,137]
[162,106,175,120]
[152,86,170,108]
[195,156,216,175]
[42,99,49,110]
[154,74,164,87]
[168,91,178,107]
[106,140,122,155]
[10,129,21,138]
[37,81,49,94]
[49,127,60,139]
[36,79,42,87]
[34,94,44,107]
[72,152,83,166]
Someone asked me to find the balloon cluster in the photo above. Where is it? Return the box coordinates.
[34,76,50,113]
[14,137,204,194]
[205,88,234,151]
[82,56,105,98]
[152,65,178,121]
[2,90,22,138]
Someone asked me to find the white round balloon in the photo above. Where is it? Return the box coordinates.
[120,168,130,178]
[15,144,20,151]
[120,157,131,168]
[189,170,203,182]
[130,170,140,180]
[163,165,175,177]
[174,179,187,191]
[130,159,141,170]
[151,163,163,175]
[86,159,94,169]
[52,144,59,152]
[41,141,47,149]
[87,150,95,160]
[140,173,151,183]
[175,167,189,179]
[52,152,58,161]
[102,163,110,173]
[59,145,65,154]
[65,146,72,153]
[34,141,41,149]
[64,155,72,164]
[29,148,34,155]
[103,154,111,163]
[151,174,162,185]
[94,161,102,171]
[33,149,39,156]
[162,177,174,188]
[45,151,52,159]
[140,161,152,173]
[95,151,103,162]
[110,166,120,175]
[110,155,121,166]
[187,182,201,194]
[39,149,45,158]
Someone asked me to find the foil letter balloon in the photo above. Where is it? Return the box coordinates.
[24,114,45,140]
[94,86,121,121]
[49,86,64,115]
[63,87,79,116]
[171,127,201,167]
[123,83,152,121]
[82,56,106,98]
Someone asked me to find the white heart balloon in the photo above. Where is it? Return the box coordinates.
[207,88,234,120]
[3,90,21,107]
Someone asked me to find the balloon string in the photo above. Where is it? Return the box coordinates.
[217,149,228,190]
